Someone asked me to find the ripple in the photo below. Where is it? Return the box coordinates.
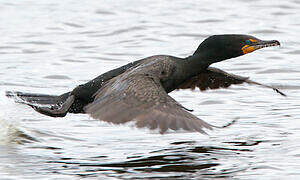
[88,26,145,37]
[252,165,283,171]
[78,30,99,35]
[80,55,123,61]
[22,49,47,54]
[277,4,295,9]
[72,45,98,49]
[170,141,196,145]
[95,9,116,15]
[43,144,253,179]
[250,30,283,34]
[257,69,300,74]
[227,67,261,71]
[187,146,252,153]
[224,140,264,146]
[46,27,64,31]
[104,52,142,57]
[169,33,208,38]
[285,50,300,55]
[0,82,51,88]
[271,12,293,16]
[199,100,225,105]
[61,59,87,63]
[142,37,166,42]
[63,22,85,28]
[192,19,223,23]
[274,85,300,90]
[16,41,54,45]
[43,75,71,80]
[0,46,20,49]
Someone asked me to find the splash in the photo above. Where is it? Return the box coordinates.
[0,91,38,145]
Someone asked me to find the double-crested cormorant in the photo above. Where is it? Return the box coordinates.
[6,34,284,134]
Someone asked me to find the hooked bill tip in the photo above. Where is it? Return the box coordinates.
[273,40,280,46]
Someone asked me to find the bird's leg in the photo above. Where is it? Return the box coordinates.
[28,95,75,117]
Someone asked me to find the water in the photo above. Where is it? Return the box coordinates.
[1,0,300,179]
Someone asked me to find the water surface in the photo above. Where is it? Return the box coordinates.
[1,0,300,179]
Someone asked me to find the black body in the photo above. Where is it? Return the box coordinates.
[6,34,283,134]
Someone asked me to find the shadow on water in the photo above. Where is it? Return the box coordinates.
[44,140,263,179]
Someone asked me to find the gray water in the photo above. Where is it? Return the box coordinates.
[1,0,300,179]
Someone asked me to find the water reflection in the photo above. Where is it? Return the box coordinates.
[40,139,263,179]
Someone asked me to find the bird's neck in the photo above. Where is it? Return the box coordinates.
[182,53,215,77]
[162,53,216,93]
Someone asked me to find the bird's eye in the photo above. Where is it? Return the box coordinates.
[245,40,251,44]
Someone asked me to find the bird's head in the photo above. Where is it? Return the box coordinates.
[194,34,280,63]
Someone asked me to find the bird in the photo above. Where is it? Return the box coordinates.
[6,34,284,134]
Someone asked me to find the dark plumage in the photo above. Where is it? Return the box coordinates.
[6,34,283,134]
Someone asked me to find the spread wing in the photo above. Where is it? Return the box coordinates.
[178,67,286,96]
[84,74,213,134]
[179,67,247,90]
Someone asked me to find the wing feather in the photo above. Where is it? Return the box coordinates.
[178,67,285,96]
[84,74,213,134]
[178,67,248,90]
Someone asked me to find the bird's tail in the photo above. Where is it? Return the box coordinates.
[5,91,69,106]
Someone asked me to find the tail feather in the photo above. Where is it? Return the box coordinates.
[5,91,68,105]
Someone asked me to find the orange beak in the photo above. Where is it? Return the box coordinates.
[242,39,280,54]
